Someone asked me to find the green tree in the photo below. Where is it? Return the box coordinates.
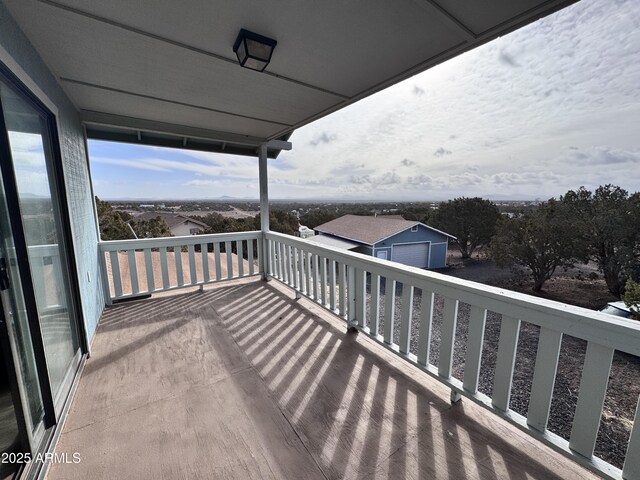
[561,185,640,296]
[95,197,134,241]
[200,213,254,234]
[431,197,500,259]
[201,209,298,236]
[622,278,640,320]
[299,210,340,229]
[254,210,299,236]
[490,200,587,291]
[131,217,172,238]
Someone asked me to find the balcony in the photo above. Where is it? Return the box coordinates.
[46,232,639,479]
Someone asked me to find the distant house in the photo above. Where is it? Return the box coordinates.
[311,215,454,269]
[134,212,208,236]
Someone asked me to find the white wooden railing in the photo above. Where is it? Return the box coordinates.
[264,231,640,480]
[99,231,261,301]
[97,230,640,478]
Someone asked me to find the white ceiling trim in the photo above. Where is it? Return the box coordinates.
[63,77,293,127]
[80,111,267,147]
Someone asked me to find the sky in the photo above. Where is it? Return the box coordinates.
[88,0,640,201]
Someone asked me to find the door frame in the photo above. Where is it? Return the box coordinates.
[0,60,88,441]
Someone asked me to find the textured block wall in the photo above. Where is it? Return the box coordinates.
[0,3,105,342]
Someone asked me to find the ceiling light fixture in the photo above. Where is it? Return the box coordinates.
[233,28,277,72]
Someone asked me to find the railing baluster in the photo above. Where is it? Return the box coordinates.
[52,252,65,306]
[282,244,288,284]
[417,289,434,366]
[144,248,154,293]
[347,265,356,324]
[329,260,337,312]
[383,279,396,344]
[369,274,381,336]
[188,244,197,285]
[201,243,210,282]
[305,252,312,295]
[278,242,287,283]
[320,256,328,306]
[462,305,487,393]
[399,284,414,354]
[527,327,563,432]
[288,245,295,287]
[237,240,244,277]
[267,239,273,276]
[313,254,320,301]
[338,262,346,317]
[287,244,294,286]
[623,396,640,479]
[127,250,139,294]
[174,246,184,287]
[256,237,262,277]
[569,342,614,458]
[438,297,459,378]
[214,242,222,281]
[225,241,233,279]
[355,268,366,328]
[247,240,254,276]
[109,250,123,298]
[492,316,521,411]
[298,249,306,294]
[159,247,169,289]
[292,247,299,290]
[279,242,286,283]
[272,241,279,279]
[30,255,47,308]
[283,244,288,283]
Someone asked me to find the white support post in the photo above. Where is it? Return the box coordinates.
[258,144,269,280]
[257,141,292,280]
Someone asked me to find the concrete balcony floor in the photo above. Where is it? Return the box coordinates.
[48,280,598,480]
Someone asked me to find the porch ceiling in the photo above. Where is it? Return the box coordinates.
[6,0,577,156]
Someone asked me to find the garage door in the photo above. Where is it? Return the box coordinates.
[392,243,429,268]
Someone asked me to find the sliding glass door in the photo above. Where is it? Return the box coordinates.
[0,80,80,406]
[0,174,45,478]
[0,65,83,476]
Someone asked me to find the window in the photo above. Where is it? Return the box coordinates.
[190,227,200,235]
[411,225,418,232]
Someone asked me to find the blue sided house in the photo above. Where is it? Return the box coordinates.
[311,215,455,269]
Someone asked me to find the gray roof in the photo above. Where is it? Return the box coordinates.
[306,235,360,250]
[314,215,453,245]
[133,212,208,229]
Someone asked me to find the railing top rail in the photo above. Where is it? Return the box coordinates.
[99,231,262,251]
[266,231,640,356]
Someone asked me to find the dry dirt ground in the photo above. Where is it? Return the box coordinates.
[408,248,637,469]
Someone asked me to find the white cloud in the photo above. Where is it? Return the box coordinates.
[92,157,172,172]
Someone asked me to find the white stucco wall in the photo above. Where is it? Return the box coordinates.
[171,221,205,237]
[0,4,105,343]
